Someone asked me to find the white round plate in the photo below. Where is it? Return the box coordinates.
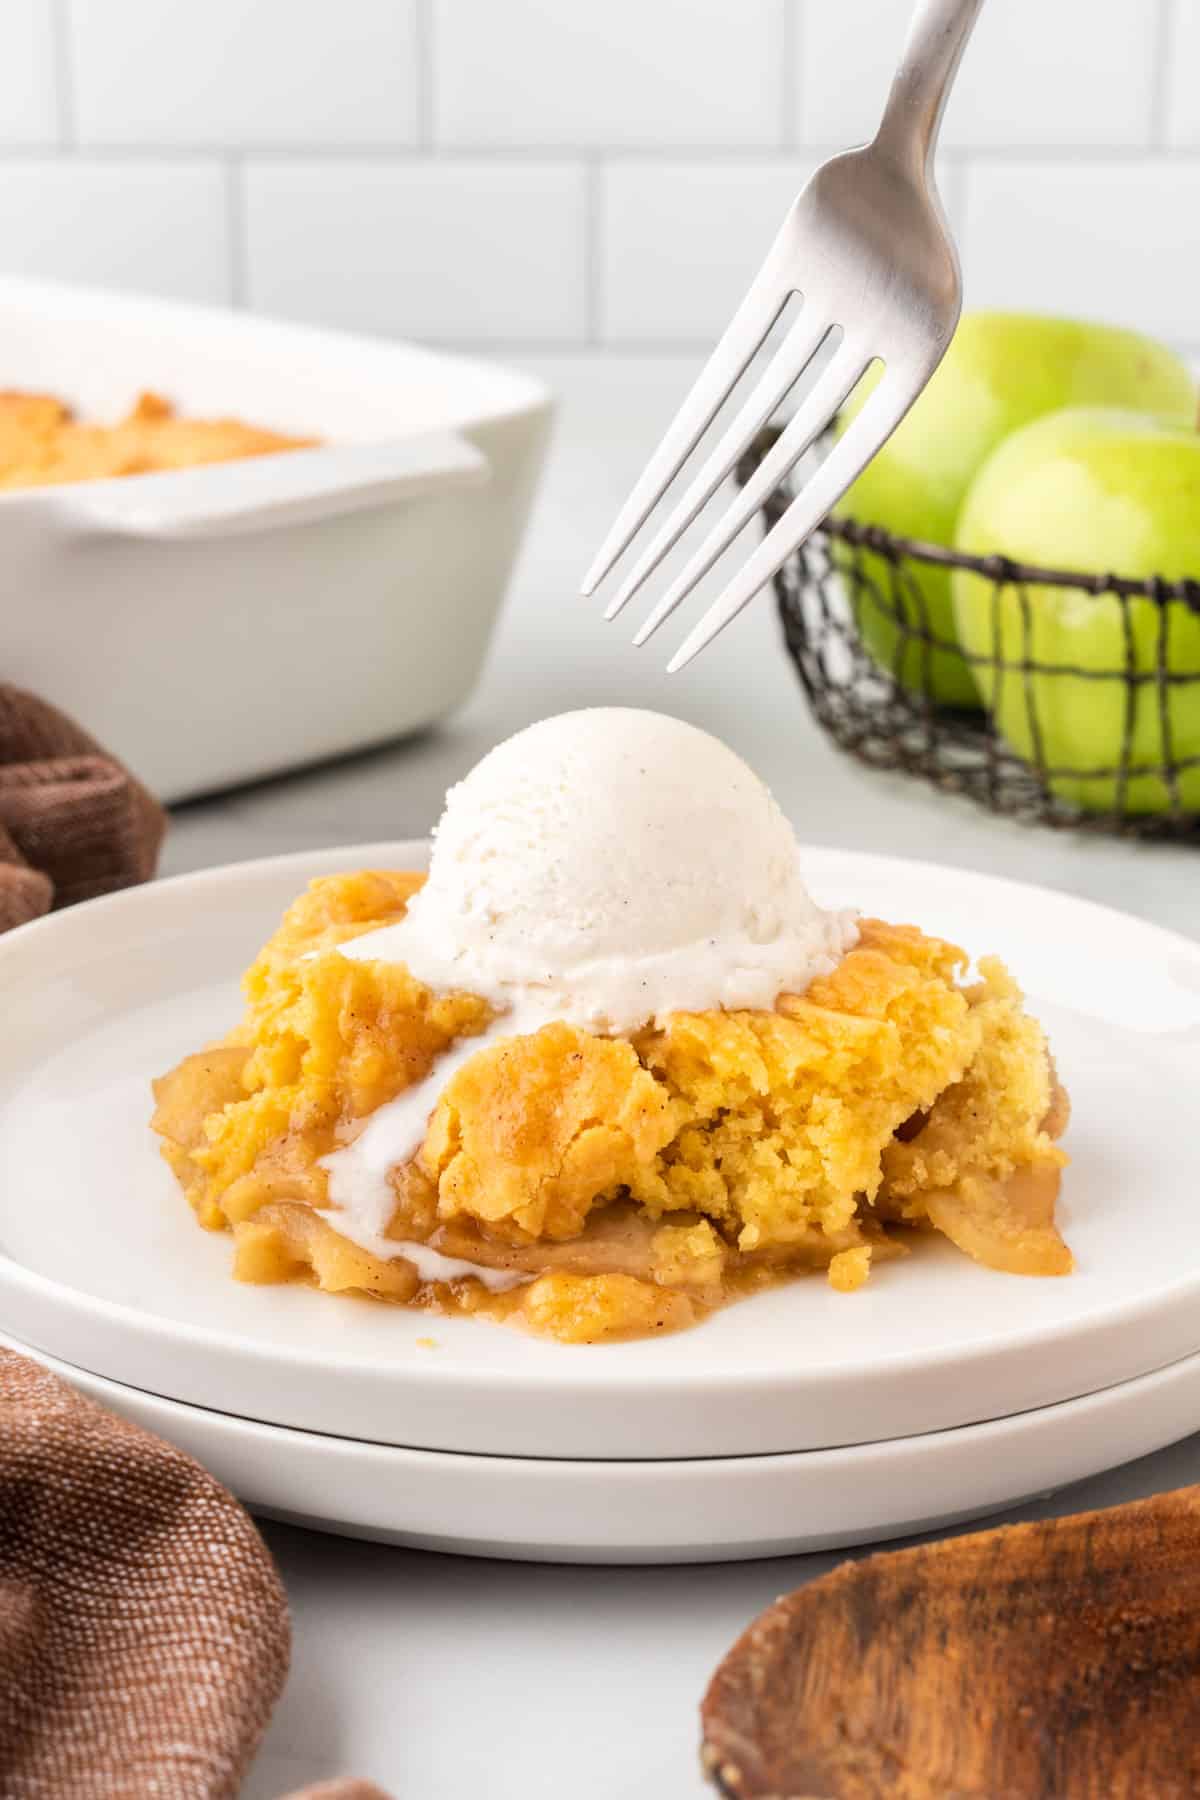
[3,842,1200,1461]
[8,1332,1200,1563]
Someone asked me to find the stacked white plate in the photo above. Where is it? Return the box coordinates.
[4,842,1200,1564]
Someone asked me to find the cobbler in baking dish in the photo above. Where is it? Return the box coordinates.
[151,712,1070,1343]
[0,388,313,489]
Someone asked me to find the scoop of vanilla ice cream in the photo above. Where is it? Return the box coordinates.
[339,709,856,1033]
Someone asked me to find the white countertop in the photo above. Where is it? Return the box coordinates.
[162,354,1200,1800]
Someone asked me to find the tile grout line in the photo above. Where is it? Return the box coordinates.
[48,0,77,150]
[225,158,248,310]
[782,0,800,149]
[0,142,1195,167]
[415,0,434,149]
[391,334,1200,357]
[943,153,968,290]
[584,156,603,347]
[907,141,1191,165]
[951,153,971,234]
[1151,0,1174,149]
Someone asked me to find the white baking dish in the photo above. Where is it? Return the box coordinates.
[0,278,552,801]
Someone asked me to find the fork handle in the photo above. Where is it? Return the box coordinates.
[874,0,984,172]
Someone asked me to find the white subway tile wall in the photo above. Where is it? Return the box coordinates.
[798,0,1158,151]
[244,160,587,340]
[68,0,421,147]
[0,1,59,145]
[0,0,1193,349]
[962,159,1200,348]
[432,0,786,148]
[1166,0,1200,149]
[0,160,230,302]
[600,161,816,342]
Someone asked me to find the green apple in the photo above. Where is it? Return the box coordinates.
[953,407,1200,814]
[833,314,1196,708]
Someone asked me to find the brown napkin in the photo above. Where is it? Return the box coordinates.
[0,684,167,934]
[0,1345,393,1799]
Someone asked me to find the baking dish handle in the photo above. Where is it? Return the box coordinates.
[54,430,489,541]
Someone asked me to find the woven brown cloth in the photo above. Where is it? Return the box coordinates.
[0,1344,394,1800]
[0,684,167,934]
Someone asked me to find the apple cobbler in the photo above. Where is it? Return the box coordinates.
[0,388,314,490]
[152,870,1070,1343]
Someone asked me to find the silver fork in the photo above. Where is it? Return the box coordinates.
[582,0,983,672]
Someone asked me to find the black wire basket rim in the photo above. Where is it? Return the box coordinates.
[824,513,1200,612]
[742,431,1200,842]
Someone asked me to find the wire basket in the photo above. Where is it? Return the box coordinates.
[744,433,1200,841]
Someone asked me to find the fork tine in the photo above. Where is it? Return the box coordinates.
[631,337,867,650]
[580,255,793,596]
[602,309,833,624]
[666,372,919,672]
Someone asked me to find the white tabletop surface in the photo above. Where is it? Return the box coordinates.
[160,353,1200,1799]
